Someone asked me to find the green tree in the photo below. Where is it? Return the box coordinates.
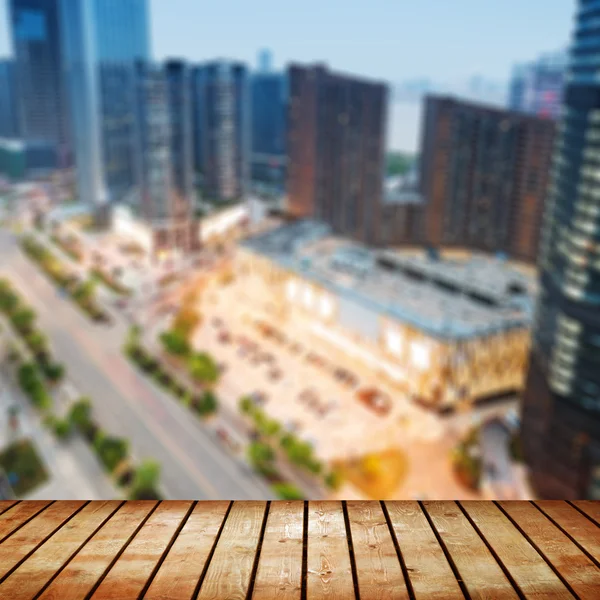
[239,396,254,416]
[324,470,344,491]
[247,441,276,476]
[95,435,129,472]
[130,460,162,500]
[0,287,19,314]
[272,483,305,500]
[42,362,65,384]
[188,352,218,384]
[159,329,190,357]
[195,390,218,416]
[25,331,47,353]
[68,397,93,429]
[10,307,36,332]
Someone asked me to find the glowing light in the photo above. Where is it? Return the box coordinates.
[303,285,314,308]
[411,341,430,370]
[386,329,403,356]
[286,279,297,301]
[320,295,333,318]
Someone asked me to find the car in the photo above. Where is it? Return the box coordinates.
[357,388,392,416]
[218,332,231,344]
[268,369,282,382]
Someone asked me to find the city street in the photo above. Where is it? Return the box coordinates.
[0,228,275,500]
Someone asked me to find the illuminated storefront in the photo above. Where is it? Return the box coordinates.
[235,220,535,412]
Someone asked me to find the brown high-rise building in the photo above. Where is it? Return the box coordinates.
[401,95,556,263]
[287,64,388,244]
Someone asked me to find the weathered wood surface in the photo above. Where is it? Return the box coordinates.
[0,500,597,599]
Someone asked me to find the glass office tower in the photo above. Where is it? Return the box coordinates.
[0,60,19,138]
[521,0,600,499]
[60,0,150,211]
[8,0,71,169]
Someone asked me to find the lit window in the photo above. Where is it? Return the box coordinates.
[320,295,333,318]
[411,341,430,370]
[286,280,297,301]
[386,330,403,356]
[303,285,314,308]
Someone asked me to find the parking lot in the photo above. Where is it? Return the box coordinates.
[192,276,448,465]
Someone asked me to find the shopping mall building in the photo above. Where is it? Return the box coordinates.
[235,220,537,412]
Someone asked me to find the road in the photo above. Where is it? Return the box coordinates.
[0,228,274,500]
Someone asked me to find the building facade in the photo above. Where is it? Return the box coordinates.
[236,221,535,412]
[132,61,199,257]
[0,60,19,139]
[286,64,388,245]
[250,71,287,188]
[8,0,71,170]
[59,0,150,212]
[192,61,250,202]
[521,0,600,500]
[400,96,556,263]
[509,51,568,120]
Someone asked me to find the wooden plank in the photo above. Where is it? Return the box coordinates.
[0,501,17,516]
[570,500,600,527]
[0,500,85,581]
[346,500,410,600]
[37,501,157,600]
[0,500,121,600]
[90,500,193,600]
[423,501,519,600]
[252,501,304,600]
[536,501,600,563]
[0,500,51,543]
[196,501,267,600]
[306,501,356,600]
[385,501,464,600]
[144,501,230,600]
[460,501,574,599]
[499,501,600,599]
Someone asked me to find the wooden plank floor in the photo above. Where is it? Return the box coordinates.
[0,501,597,599]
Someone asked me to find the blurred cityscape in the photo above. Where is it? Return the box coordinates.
[0,0,595,504]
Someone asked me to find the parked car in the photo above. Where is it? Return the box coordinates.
[218,331,231,344]
[268,369,282,382]
[357,388,392,416]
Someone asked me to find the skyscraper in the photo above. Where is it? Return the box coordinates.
[192,61,250,202]
[258,49,272,73]
[287,64,388,244]
[8,0,71,169]
[509,51,568,120]
[132,61,199,256]
[60,0,150,212]
[0,60,19,139]
[521,0,600,499]
[165,60,195,211]
[250,67,287,189]
[399,95,556,263]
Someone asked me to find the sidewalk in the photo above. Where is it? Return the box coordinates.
[0,323,121,500]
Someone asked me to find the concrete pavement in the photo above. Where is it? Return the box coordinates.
[0,228,275,501]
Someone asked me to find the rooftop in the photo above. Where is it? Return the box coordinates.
[241,220,537,340]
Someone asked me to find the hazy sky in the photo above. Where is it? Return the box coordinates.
[0,0,574,82]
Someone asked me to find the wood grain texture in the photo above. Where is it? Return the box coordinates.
[38,501,157,600]
[0,500,85,581]
[498,501,600,598]
[346,501,410,600]
[251,501,304,600]
[535,501,600,563]
[0,501,17,516]
[0,500,121,600]
[570,500,600,527]
[196,501,267,600]
[460,501,574,599]
[0,500,52,543]
[90,500,193,600]
[144,501,230,600]
[423,501,519,600]
[306,501,356,600]
[385,500,464,600]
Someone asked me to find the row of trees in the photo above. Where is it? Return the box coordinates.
[239,397,343,494]
[0,278,65,385]
[125,327,219,418]
[20,235,109,323]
